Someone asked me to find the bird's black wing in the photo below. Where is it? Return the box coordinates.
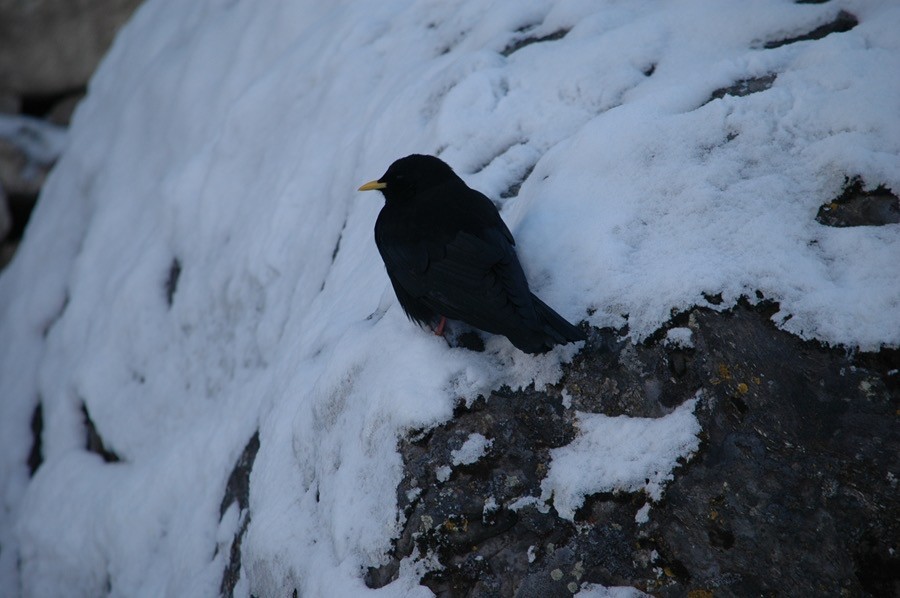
[421,227,540,334]
[374,222,438,326]
[377,206,539,338]
[375,181,582,352]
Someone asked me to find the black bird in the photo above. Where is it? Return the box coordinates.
[358,154,585,354]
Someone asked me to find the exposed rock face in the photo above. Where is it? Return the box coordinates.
[0,117,64,198]
[816,177,900,228]
[0,0,140,269]
[362,303,898,597]
[30,298,900,597]
[220,433,260,598]
[0,0,142,98]
[0,115,66,268]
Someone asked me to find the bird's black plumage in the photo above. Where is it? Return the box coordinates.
[359,154,585,354]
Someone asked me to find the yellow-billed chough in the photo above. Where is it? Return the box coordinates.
[359,154,584,354]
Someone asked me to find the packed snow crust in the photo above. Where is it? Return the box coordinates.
[1,0,898,596]
[450,433,493,466]
[541,398,702,521]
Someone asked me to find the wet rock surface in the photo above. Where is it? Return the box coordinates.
[367,302,898,597]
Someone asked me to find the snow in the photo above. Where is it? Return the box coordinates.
[0,113,67,167]
[1,0,898,596]
[635,503,652,525]
[482,496,499,523]
[561,387,573,408]
[576,584,650,598]
[450,433,492,466]
[541,398,702,520]
[664,327,694,349]
[435,466,452,483]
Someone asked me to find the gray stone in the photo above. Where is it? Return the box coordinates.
[816,177,900,228]
[0,137,50,199]
[0,92,19,114]
[364,303,898,597]
[0,0,142,97]
[46,92,85,126]
[0,114,66,269]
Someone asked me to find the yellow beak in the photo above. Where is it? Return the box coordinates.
[358,180,387,192]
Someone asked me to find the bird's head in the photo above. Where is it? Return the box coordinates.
[358,154,457,203]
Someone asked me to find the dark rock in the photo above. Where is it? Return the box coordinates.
[0,114,67,268]
[0,0,137,272]
[763,10,858,49]
[708,74,776,103]
[501,29,569,57]
[0,114,65,197]
[220,432,260,517]
[456,331,486,353]
[1,191,36,270]
[701,292,723,306]
[82,403,121,463]
[45,91,86,126]
[20,88,84,120]
[500,165,535,200]
[0,138,50,201]
[220,432,261,597]
[369,302,898,596]
[816,177,899,227]
[28,402,43,476]
[651,306,898,596]
[0,0,143,97]
[0,93,19,114]
[165,258,182,308]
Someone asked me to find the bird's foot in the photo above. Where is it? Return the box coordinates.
[434,316,447,336]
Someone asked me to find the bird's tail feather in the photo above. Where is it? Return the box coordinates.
[533,294,585,342]
[509,294,585,353]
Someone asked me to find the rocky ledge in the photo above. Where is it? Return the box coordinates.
[213,300,897,596]
[355,301,898,597]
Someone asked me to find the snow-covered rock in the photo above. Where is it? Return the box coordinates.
[1,0,898,596]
